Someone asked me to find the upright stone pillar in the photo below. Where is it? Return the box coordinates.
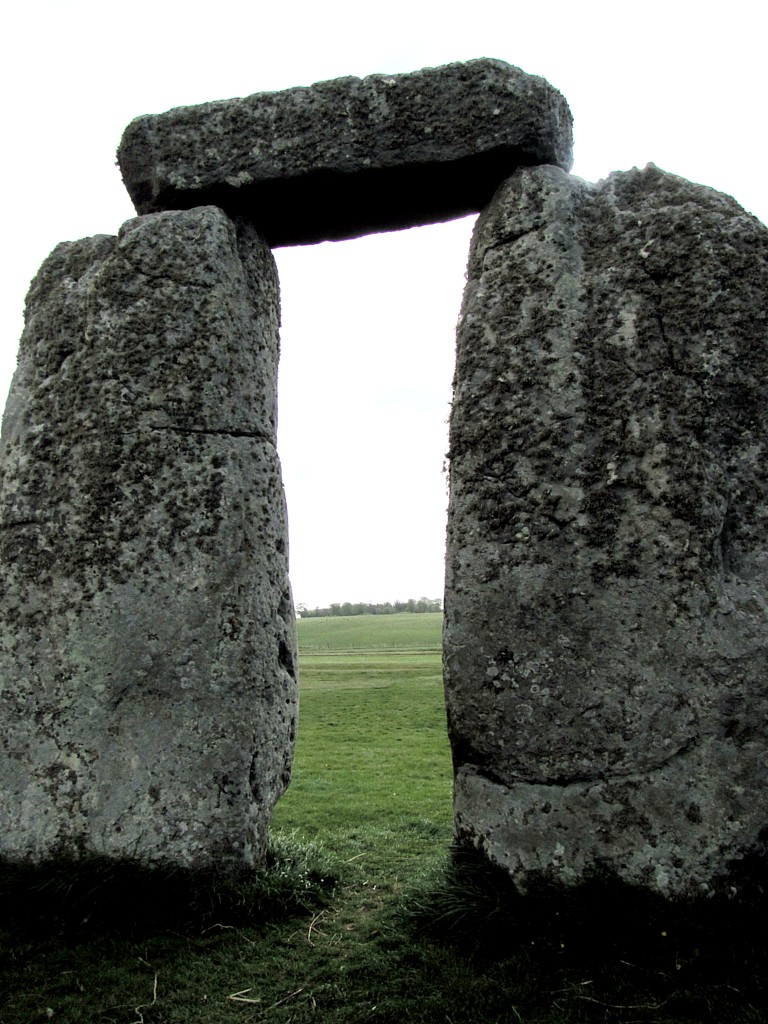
[445,164,768,897]
[0,206,297,869]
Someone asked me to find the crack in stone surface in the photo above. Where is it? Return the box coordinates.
[470,733,702,791]
[150,424,275,443]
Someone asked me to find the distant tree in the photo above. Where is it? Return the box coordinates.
[298,598,442,617]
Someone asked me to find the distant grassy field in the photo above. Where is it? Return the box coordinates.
[295,611,442,654]
[272,612,453,868]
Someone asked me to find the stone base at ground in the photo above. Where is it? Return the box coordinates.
[0,206,297,869]
[445,164,768,897]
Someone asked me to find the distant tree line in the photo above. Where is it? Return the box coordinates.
[297,598,442,618]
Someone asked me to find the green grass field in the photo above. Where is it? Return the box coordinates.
[296,611,443,654]
[272,613,452,856]
[2,612,766,1023]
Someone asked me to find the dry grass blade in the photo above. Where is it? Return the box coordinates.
[228,986,305,1014]
[131,973,158,1023]
[575,994,669,1011]
[260,987,305,1015]
[228,988,262,1004]
[307,910,326,946]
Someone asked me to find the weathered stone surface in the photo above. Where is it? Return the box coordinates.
[117,59,573,246]
[0,206,297,869]
[445,164,768,897]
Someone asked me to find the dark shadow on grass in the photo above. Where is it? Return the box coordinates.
[0,831,339,940]
[400,843,768,1021]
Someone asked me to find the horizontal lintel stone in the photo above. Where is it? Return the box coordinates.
[117,59,573,246]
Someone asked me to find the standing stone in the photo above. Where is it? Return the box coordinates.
[117,59,573,246]
[0,206,297,869]
[445,163,768,897]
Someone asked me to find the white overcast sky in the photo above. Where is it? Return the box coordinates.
[2,1,765,609]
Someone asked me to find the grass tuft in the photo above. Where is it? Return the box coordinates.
[400,842,768,1020]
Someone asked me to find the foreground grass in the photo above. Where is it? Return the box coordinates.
[2,614,767,1022]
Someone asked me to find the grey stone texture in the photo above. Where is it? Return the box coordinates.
[0,206,297,869]
[444,163,768,897]
[117,59,573,247]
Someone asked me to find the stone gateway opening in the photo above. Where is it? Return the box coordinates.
[274,220,470,609]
